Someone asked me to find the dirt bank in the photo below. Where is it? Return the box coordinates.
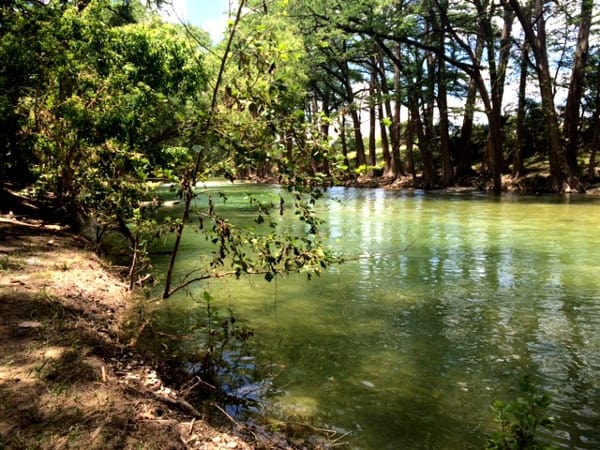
[0,216,326,449]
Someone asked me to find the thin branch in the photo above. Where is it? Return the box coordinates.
[162,0,247,299]
[167,268,273,297]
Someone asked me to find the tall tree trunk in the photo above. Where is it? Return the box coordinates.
[351,107,367,168]
[375,53,392,177]
[405,109,417,179]
[409,89,436,187]
[428,0,507,191]
[340,115,351,175]
[477,0,513,191]
[509,0,584,192]
[436,41,453,185]
[368,41,414,181]
[458,34,484,178]
[391,43,405,177]
[513,36,529,178]
[431,0,453,187]
[589,114,599,177]
[423,42,438,187]
[588,69,600,177]
[368,59,378,177]
[378,101,391,177]
[341,59,366,168]
[563,0,593,172]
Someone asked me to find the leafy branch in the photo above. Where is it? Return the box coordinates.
[162,188,338,299]
[162,0,247,299]
[488,376,556,450]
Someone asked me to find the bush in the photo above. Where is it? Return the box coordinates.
[487,377,556,450]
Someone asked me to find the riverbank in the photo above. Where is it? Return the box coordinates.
[345,172,600,194]
[0,211,328,449]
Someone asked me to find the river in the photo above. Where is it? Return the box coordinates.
[149,183,600,449]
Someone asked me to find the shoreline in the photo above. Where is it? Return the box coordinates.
[0,218,326,449]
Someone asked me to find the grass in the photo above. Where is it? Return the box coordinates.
[0,255,22,271]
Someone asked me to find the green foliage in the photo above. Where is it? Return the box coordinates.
[167,186,337,298]
[487,377,556,450]
[207,4,333,180]
[4,0,207,232]
[354,163,384,176]
[3,0,337,294]
[0,1,53,183]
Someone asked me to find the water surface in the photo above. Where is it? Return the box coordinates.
[151,185,600,449]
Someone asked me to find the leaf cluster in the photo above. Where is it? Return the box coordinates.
[2,0,208,229]
[487,377,557,450]
[167,187,338,297]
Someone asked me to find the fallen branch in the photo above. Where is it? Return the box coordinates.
[212,402,243,429]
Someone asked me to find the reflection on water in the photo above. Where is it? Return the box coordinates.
[151,185,600,449]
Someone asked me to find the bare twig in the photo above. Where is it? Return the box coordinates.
[212,402,243,429]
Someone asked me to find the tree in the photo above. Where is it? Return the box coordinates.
[27,2,206,225]
[368,54,378,176]
[563,0,594,173]
[457,31,483,178]
[513,32,530,178]
[432,0,454,186]
[0,1,55,187]
[161,0,336,299]
[0,0,211,287]
[509,0,585,192]
[376,48,405,178]
[374,52,394,177]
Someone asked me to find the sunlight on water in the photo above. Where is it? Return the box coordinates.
[151,184,600,449]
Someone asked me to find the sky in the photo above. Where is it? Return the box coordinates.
[161,0,230,42]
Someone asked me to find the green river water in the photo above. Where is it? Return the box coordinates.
[149,183,600,449]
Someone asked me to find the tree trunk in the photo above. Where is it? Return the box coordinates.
[405,109,417,179]
[588,69,600,177]
[391,44,405,177]
[378,101,391,177]
[351,107,366,168]
[163,0,247,298]
[341,59,366,168]
[422,43,438,187]
[477,0,513,191]
[340,115,351,174]
[509,0,584,192]
[375,53,392,177]
[589,120,598,178]
[428,0,508,191]
[458,34,483,178]
[436,44,453,186]
[368,61,377,177]
[429,1,453,187]
[513,38,529,178]
[563,0,593,172]
[409,91,435,187]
